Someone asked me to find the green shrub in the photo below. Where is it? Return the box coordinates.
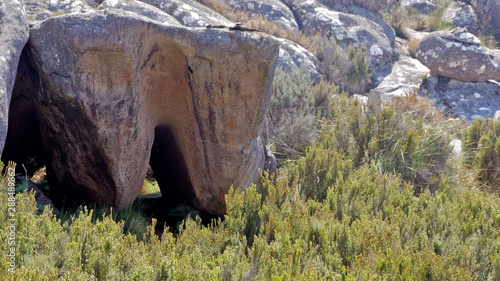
[288,93,454,197]
[268,67,338,162]
[312,37,371,94]
[2,80,500,280]
[462,118,500,190]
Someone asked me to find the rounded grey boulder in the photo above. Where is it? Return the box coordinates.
[416,28,500,82]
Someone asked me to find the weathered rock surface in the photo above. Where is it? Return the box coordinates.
[401,0,436,14]
[442,2,479,33]
[463,0,500,39]
[139,0,232,26]
[321,0,397,13]
[28,10,279,215]
[419,76,500,121]
[371,55,430,100]
[289,0,397,77]
[24,0,94,24]
[276,38,322,82]
[219,0,299,32]
[416,28,500,82]
[99,0,181,25]
[0,0,29,155]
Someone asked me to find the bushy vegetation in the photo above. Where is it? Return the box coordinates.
[2,82,500,279]
[462,118,500,191]
[267,67,337,161]
[312,37,371,94]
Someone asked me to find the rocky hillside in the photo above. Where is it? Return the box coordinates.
[1,0,500,216]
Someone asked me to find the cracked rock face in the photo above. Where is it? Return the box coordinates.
[416,28,500,82]
[28,10,279,216]
[0,0,29,154]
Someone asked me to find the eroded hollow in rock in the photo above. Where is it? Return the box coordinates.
[149,125,197,211]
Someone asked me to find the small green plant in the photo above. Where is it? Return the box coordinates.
[141,178,161,195]
[51,11,65,17]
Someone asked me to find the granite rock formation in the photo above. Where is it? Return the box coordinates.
[416,28,500,82]
[26,10,279,215]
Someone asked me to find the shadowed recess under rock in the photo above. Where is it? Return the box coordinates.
[149,125,198,211]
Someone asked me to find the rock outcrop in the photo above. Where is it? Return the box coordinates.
[27,10,279,216]
[99,0,182,25]
[419,76,500,121]
[219,0,299,32]
[416,28,500,82]
[139,0,232,27]
[0,0,29,155]
[370,55,430,100]
[442,2,479,33]
[24,0,94,24]
[289,0,397,77]
[321,0,397,13]
[276,38,322,82]
[401,0,436,14]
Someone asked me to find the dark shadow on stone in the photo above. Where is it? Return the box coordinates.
[147,125,218,232]
[149,125,195,209]
[2,46,48,176]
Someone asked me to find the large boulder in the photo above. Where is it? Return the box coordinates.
[0,0,29,155]
[416,28,500,82]
[219,0,299,32]
[370,55,430,100]
[442,2,479,33]
[28,10,279,216]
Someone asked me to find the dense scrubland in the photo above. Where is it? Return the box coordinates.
[2,68,500,279]
[2,0,500,279]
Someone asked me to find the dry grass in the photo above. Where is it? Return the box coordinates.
[407,38,420,58]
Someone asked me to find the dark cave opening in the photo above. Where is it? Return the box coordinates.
[148,125,196,210]
[143,125,216,232]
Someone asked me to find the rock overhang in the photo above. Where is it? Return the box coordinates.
[24,9,280,216]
